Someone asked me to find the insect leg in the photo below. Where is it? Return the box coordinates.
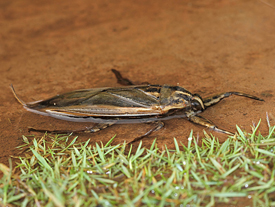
[28,123,115,134]
[85,123,115,133]
[111,69,134,86]
[203,92,264,108]
[127,121,164,144]
[187,115,234,135]
[10,84,27,106]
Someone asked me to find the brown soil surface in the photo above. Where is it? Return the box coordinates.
[0,0,275,204]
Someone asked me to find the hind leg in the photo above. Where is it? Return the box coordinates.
[28,122,115,134]
[111,69,134,86]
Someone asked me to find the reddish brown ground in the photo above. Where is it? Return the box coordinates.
[0,0,275,205]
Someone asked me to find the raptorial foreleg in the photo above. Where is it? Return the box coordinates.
[203,92,264,108]
[187,114,234,135]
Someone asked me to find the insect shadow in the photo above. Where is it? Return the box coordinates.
[11,69,264,144]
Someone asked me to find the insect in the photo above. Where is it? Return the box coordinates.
[11,69,264,143]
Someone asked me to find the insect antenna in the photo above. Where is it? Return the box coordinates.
[10,84,26,106]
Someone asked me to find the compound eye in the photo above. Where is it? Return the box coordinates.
[191,100,203,111]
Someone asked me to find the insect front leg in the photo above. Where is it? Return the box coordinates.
[127,121,164,144]
[203,92,264,108]
[187,114,234,135]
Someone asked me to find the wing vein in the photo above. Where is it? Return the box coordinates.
[106,91,151,108]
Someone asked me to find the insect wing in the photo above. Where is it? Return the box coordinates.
[25,86,162,119]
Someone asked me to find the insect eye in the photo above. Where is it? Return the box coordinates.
[191,100,203,111]
[192,100,199,106]
[175,99,183,104]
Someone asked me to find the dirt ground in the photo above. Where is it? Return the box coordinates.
[1,0,274,171]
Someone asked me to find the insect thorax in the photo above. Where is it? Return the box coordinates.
[156,85,204,113]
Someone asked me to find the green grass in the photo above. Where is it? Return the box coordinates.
[1,120,275,206]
